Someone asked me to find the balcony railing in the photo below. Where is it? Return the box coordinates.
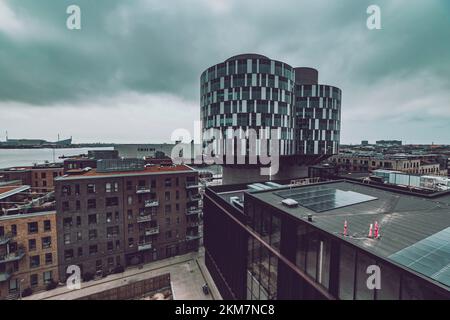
[186,234,201,241]
[144,200,159,208]
[0,232,13,245]
[187,220,200,228]
[136,186,152,194]
[145,226,160,236]
[185,181,201,189]
[137,214,155,223]
[0,250,25,264]
[138,243,153,251]
[186,207,202,216]
[188,193,202,202]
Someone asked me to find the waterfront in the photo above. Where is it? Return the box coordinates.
[0,147,113,168]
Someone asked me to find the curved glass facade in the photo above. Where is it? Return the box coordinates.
[200,54,341,161]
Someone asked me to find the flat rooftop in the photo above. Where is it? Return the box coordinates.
[246,180,450,289]
[56,164,195,181]
[0,185,30,200]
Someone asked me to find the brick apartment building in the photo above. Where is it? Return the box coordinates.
[0,163,64,193]
[54,159,201,281]
[0,211,58,299]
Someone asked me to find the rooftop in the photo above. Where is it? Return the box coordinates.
[0,185,30,200]
[245,180,450,289]
[56,164,195,181]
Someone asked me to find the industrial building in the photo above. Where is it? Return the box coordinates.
[200,54,342,184]
[203,179,450,300]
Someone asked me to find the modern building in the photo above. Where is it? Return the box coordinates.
[204,179,450,300]
[0,211,58,299]
[200,54,342,184]
[114,144,176,159]
[54,159,201,281]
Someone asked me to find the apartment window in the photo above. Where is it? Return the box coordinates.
[43,271,53,284]
[115,240,120,250]
[89,229,98,240]
[165,231,172,239]
[151,180,156,188]
[63,217,72,229]
[11,224,17,236]
[106,197,119,207]
[87,199,96,209]
[76,200,81,210]
[62,185,71,196]
[64,249,74,261]
[77,247,83,257]
[75,184,80,195]
[88,214,97,225]
[107,241,114,251]
[165,217,171,226]
[41,172,46,179]
[176,190,180,200]
[43,220,51,232]
[165,204,171,214]
[106,182,112,193]
[87,183,96,194]
[127,210,133,220]
[128,238,134,247]
[62,201,70,212]
[107,257,114,268]
[64,233,71,245]
[28,222,38,234]
[126,181,132,191]
[30,255,40,268]
[176,203,180,212]
[53,172,58,178]
[45,253,53,265]
[42,236,52,249]
[9,279,18,293]
[30,274,38,287]
[128,196,133,205]
[0,226,3,237]
[106,212,113,223]
[77,231,82,241]
[165,191,171,201]
[164,178,172,187]
[114,182,119,192]
[176,177,179,187]
[107,226,119,238]
[89,245,98,255]
[76,216,82,227]
[28,239,36,251]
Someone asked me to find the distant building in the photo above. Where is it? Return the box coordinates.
[114,144,176,159]
[1,137,72,148]
[376,140,402,146]
[361,140,369,146]
[204,179,450,300]
[54,159,201,280]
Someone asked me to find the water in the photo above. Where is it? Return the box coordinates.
[0,147,113,168]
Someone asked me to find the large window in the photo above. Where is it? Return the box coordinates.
[339,243,356,300]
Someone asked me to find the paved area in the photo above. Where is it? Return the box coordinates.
[25,248,221,300]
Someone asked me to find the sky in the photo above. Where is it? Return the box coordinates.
[0,0,449,144]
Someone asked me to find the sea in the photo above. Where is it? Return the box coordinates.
[0,147,113,168]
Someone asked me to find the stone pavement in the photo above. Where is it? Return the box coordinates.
[24,248,221,300]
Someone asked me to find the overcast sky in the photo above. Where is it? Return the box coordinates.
[0,0,449,144]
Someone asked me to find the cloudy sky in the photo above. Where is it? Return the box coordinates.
[0,0,449,144]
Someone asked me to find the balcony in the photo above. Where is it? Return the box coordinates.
[136,186,152,194]
[144,200,159,208]
[137,214,154,223]
[0,232,13,245]
[186,207,202,216]
[145,226,160,236]
[138,243,153,251]
[187,220,200,228]
[0,250,25,264]
[0,271,11,283]
[186,234,201,241]
[185,181,201,190]
[188,193,202,202]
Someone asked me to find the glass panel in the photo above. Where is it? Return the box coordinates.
[339,243,356,300]
[355,252,375,300]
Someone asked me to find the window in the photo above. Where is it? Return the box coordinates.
[9,279,18,293]
[11,224,17,236]
[128,238,134,247]
[76,200,81,210]
[128,196,133,205]
[114,182,119,192]
[176,190,179,200]
[87,199,96,209]
[87,183,96,194]
[165,204,171,214]
[28,222,38,234]
[106,197,119,207]
[164,178,172,187]
[77,247,83,257]
[63,217,72,229]
[126,181,132,190]
[45,253,53,265]
[106,212,113,223]
[165,231,172,239]
[62,201,70,212]
[28,239,36,251]
[165,191,170,201]
[30,274,38,287]
[30,255,40,268]
[89,229,98,240]
[107,226,119,238]
[127,210,133,220]
[339,244,356,300]
[76,216,81,227]
[64,233,71,245]
[76,231,82,241]
[88,214,97,225]
[41,172,46,179]
[43,220,51,232]
[62,185,71,196]
[115,211,120,222]
[106,182,112,193]
[42,236,52,249]
[165,217,171,226]
[89,245,98,255]
[107,241,114,251]
[43,271,53,284]
[64,249,74,261]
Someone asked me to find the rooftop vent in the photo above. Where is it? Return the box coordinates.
[282,198,298,208]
